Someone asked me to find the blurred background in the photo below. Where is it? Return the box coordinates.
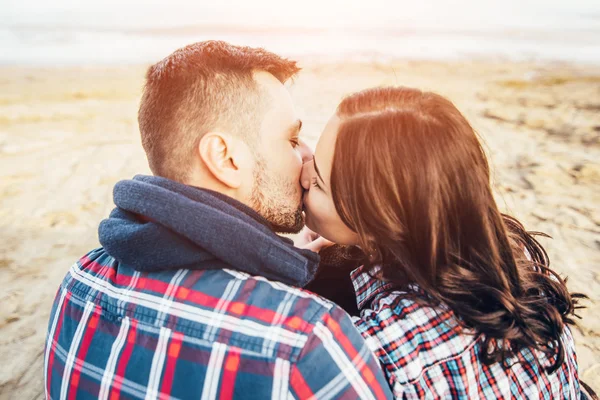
[1,1,599,398]
[2,0,600,65]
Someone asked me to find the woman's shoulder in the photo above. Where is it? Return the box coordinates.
[357,284,464,333]
[354,288,480,384]
[355,289,580,395]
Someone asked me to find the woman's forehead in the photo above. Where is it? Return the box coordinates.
[315,115,341,181]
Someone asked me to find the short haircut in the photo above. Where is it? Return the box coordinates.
[138,40,300,182]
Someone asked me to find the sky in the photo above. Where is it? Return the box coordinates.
[2,0,600,31]
[1,0,599,65]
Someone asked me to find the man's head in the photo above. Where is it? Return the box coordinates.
[139,41,310,233]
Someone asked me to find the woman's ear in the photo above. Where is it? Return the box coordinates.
[198,132,247,189]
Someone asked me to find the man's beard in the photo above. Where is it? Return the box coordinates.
[250,156,304,234]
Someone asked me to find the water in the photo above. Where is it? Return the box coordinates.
[1,0,599,65]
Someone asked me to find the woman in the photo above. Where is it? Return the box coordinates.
[300,87,587,399]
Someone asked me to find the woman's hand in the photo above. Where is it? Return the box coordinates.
[295,227,335,253]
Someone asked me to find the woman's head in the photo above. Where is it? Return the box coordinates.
[303,87,495,267]
[302,87,583,371]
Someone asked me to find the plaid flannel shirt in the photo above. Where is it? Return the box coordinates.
[351,267,581,399]
[44,248,392,399]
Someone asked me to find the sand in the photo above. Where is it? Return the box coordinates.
[0,60,598,398]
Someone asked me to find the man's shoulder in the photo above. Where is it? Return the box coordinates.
[48,248,393,399]
[63,247,339,361]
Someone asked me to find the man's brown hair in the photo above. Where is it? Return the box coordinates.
[138,40,300,182]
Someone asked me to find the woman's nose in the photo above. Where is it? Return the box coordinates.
[300,160,312,191]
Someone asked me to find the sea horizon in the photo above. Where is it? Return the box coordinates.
[2,0,600,66]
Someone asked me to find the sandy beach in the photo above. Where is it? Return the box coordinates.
[0,60,599,398]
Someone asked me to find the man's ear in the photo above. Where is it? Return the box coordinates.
[198,132,247,189]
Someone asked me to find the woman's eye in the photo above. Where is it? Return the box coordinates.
[290,139,299,148]
[311,177,320,189]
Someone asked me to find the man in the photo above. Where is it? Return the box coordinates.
[44,41,392,399]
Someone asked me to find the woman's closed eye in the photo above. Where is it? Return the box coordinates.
[311,176,321,189]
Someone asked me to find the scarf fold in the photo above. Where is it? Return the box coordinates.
[98,175,318,287]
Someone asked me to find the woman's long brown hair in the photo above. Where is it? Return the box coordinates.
[331,87,585,372]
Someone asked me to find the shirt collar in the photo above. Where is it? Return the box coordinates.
[351,265,396,310]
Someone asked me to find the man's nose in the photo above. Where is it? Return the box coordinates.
[298,139,313,164]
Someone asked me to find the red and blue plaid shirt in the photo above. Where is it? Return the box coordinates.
[44,248,393,399]
[350,266,581,399]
